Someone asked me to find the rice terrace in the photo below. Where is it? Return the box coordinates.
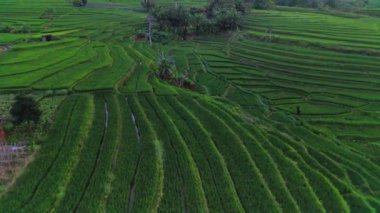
[0,0,380,211]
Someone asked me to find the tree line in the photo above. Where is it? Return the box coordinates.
[141,0,273,40]
[140,0,368,41]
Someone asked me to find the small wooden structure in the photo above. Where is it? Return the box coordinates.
[0,143,28,184]
[0,117,28,185]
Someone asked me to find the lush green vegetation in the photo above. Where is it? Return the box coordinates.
[0,0,379,212]
[10,95,42,125]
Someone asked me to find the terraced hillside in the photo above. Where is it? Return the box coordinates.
[368,0,380,8]
[0,0,379,212]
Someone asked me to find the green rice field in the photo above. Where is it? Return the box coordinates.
[0,0,379,212]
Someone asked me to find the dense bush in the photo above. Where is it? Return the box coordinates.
[0,24,13,33]
[235,0,254,13]
[156,52,176,79]
[10,95,42,125]
[152,1,244,38]
[192,14,218,34]
[214,9,242,31]
[153,5,190,38]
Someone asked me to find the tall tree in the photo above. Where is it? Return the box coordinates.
[156,52,175,80]
[10,95,42,125]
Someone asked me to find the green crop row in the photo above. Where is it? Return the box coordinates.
[127,95,164,212]
[0,43,95,89]
[202,99,301,212]
[22,94,94,211]
[75,94,122,212]
[0,42,83,77]
[75,45,135,91]
[56,95,107,212]
[105,96,139,211]
[0,96,75,211]
[34,44,112,90]
[142,94,208,212]
[182,96,281,211]
[164,96,244,212]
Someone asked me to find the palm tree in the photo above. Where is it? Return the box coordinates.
[157,52,175,80]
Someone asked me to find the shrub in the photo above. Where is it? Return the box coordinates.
[10,95,42,125]
[0,24,13,33]
[152,4,192,39]
[235,0,251,14]
[153,5,190,34]
[192,14,217,34]
[214,9,242,31]
[156,52,176,80]
[152,3,243,37]
[3,122,14,133]
[152,31,173,43]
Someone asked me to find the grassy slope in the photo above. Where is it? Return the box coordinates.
[0,0,379,212]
